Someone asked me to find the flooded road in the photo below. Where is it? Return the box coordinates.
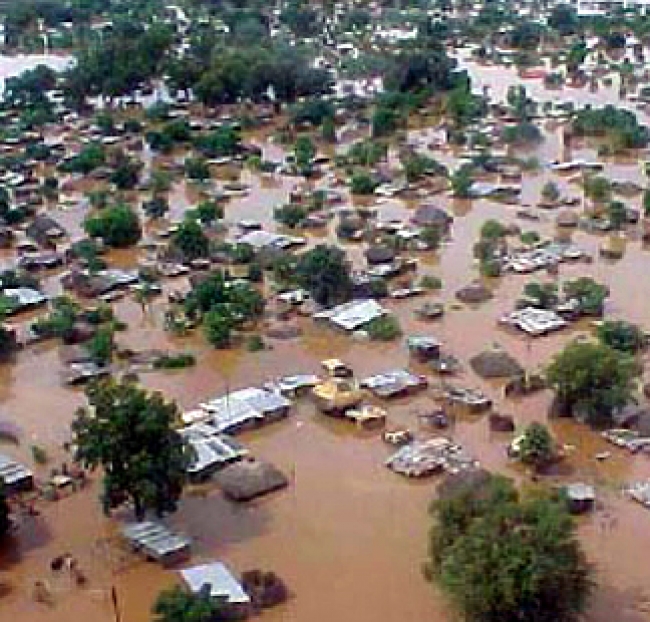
[1,52,650,622]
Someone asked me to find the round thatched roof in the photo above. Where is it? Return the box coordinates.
[216,459,288,502]
[470,347,523,379]
[556,210,578,228]
[455,282,493,304]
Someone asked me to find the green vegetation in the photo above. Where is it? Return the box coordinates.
[31,444,48,465]
[547,341,636,425]
[573,106,650,150]
[350,172,378,195]
[296,245,352,307]
[450,165,473,198]
[72,379,191,519]
[171,220,210,262]
[596,320,645,354]
[522,282,559,309]
[563,277,608,316]
[419,275,443,291]
[541,180,560,203]
[84,203,142,248]
[153,353,197,370]
[428,475,591,622]
[152,585,228,622]
[184,272,265,350]
[85,327,114,366]
[367,315,402,341]
[517,422,556,471]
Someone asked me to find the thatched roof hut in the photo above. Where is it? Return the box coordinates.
[216,459,288,502]
[470,347,523,379]
[455,281,493,304]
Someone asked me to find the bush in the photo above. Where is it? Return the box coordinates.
[350,172,378,195]
[246,334,265,352]
[84,204,142,248]
[420,275,443,290]
[153,353,196,369]
[367,315,402,341]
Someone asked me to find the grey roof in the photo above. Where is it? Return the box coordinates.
[181,562,251,604]
[180,426,248,475]
[313,299,387,331]
[362,369,427,397]
[0,453,33,490]
[122,521,190,561]
[200,388,291,434]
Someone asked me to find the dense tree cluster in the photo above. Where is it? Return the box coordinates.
[428,474,592,622]
[547,341,636,425]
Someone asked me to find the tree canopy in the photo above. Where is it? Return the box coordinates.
[296,245,352,307]
[547,341,636,425]
[72,379,191,520]
[428,474,592,622]
[84,203,142,248]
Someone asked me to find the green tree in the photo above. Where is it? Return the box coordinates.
[110,150,141,190]
[480,219,507,241]
[451,165,473,198]
[518,422,556,470]
[547,341,636,425]
[541,181,561,203]
[522,282,558,309]
[203,310,232,349]
[84,203,142,248]
[143,196,169,220]
[429,476,592,622]
[371,106,398,138]
[596,320,645,353]
[296,245,352,306]
[152,585,228,622]
[294,136,315,176]
[549,4,579,35]
[190,200,223,225]
[607,200,627,229]
[185,157,210,182]
[563,277,608,316]
[85,327,114,366]
[172,220,209,261]
[350,172,378,195]
[72,380,191,519]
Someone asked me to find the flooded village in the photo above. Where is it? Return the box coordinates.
[1,1,650,621]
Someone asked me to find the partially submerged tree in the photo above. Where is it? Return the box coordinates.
[596,320,645,354]
[152,585,228,622]
[296,245,352,306]
[517,422,556,471]
[547,341,636,425]
[72,380,191,519]
[428,475,592,622]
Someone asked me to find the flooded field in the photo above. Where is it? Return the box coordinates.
[1,50,650,622]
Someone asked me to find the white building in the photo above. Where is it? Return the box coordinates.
[573,0,650,16]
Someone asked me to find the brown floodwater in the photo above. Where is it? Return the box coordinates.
[2,53,650,622]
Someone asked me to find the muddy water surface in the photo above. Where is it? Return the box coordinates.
[1,54,650,622]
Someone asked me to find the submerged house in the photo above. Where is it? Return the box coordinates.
[180,562,251,615]
[122,521,191,566]
[26,215,67,248]
[200,387,291,434]
[313,299,387,331]
[180,423,248,479]
[0,453,34,493]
